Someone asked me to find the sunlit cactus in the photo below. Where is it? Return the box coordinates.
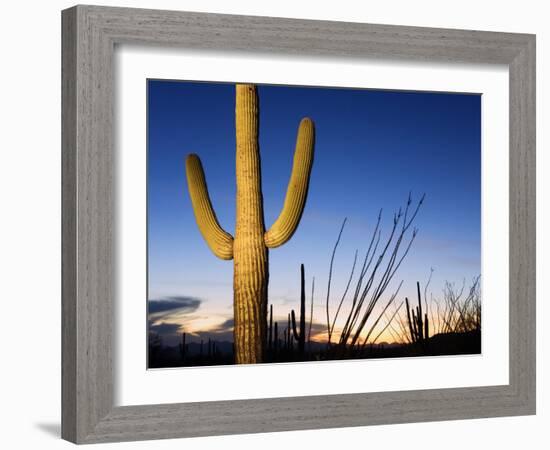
[185,84,315,364]
[185,157,233,260]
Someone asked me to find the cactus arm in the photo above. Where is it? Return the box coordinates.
[185,154,234,260]
[264,118,315,248]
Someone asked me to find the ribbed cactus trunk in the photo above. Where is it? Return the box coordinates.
[233,85,268,363]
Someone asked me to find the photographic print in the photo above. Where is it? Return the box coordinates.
[147,81,481,368]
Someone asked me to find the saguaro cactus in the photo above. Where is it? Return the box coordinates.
[185,84,315,364]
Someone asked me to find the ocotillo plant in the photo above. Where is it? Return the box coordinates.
[405,281,429,347]
[291,264,307,357]
[324,194,424,355]
[436,276,481,335]
[185,84,315,364]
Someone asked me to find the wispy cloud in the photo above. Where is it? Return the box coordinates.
[149,322,182,336]
[307,321,330,342]
[147,295,238,345]
[149,296,202,314]
[191,318,235,342]
[148,296,204,345]
[209,318,234,333]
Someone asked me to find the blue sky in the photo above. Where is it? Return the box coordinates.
[147,80,481,345]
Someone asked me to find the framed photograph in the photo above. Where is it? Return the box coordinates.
[62,5,536,444]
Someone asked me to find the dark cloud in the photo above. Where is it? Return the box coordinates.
[149,318,236,346]
[149,322,182,336]
[148,296,202,315]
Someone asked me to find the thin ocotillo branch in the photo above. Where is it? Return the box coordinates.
[394,308,412,343]
[308,276,315,347]
[370,300,405,346]
[382,303,405,342]
[339,211,382,341]
[423,268,434,327]
[329,250,358,339]
[326,218,347,345]
[361,284,404,348]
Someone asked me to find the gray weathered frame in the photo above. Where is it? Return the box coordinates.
[62,4,536,444]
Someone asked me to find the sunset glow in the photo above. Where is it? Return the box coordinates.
[147,80,481,366]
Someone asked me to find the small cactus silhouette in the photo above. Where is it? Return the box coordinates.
[406,281,429,348]
[268,304,273,353]
[274,321,279,355]
[291,264,307,357]
[287,313,292,352]
[178,332,187,362]
[185,84,315,364]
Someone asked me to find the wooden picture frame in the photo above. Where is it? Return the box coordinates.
[61,4,536,444]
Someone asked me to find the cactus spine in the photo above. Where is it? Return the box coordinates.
[291,264,307,356]
[185,84,315,364]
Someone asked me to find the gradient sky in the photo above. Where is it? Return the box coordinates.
[147,80,481,346]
